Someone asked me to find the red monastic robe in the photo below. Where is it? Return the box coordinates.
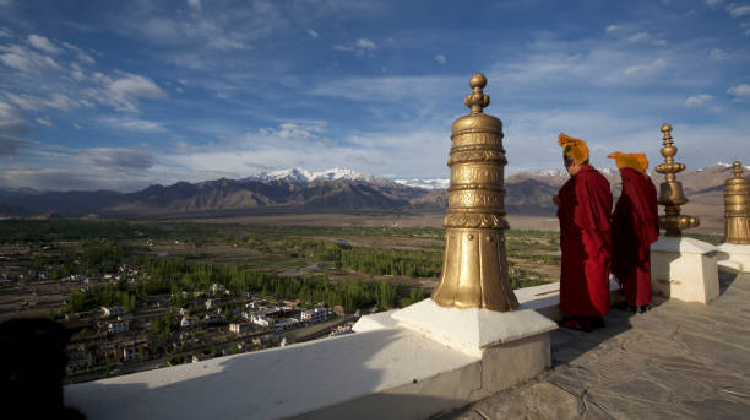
[557,166,613,317]
[612,167,659,307]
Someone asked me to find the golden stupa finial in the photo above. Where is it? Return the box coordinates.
[733,161,743,178]
[654,123,699,236]
[433,73,517,311]
[463,73,490,114]
[724,160,750,244]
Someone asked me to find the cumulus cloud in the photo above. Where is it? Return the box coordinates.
[705,0,723,6]
[5,93,79,112]
[188,0,201,13]
[308,29,319,38]
[99,115,166,132]
[435,53,446,64]
[78,148,155,171]
[334,38,377,55]
[710,48,727,59]
[0,44,60,73]
[35,117,53,127]
[623,58,666,76]
[728,83,750,96]
[27,35,63,54]
[0,100,30,139]
[258,120,326,141]
[87,73,168,112]
[0,27,11,37]
[627,31,650,42]
[606,24,620,32]
[728,4,750,17]
[685,94,714,107]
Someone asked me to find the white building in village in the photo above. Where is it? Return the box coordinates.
[228,323,252,335]
[180,317,197,328]
[102,306,125,317]
[107,322,129,334]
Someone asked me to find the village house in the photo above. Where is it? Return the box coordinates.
[228,323,252,335]
[210,283,226,295]
[205,298,221,310]
[122,347,140,362]
[204,313,224,324]
[102,306,125,317]
[274,318,300,332]
[180,316,198,328]
[108,322,129,334]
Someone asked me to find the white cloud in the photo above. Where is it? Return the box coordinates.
[0,27,11,37]
[308,29,319,38]
[73,122,81,129]
[710,48,727,59]
[685,94,714,107]
[623,58,666,76]
[5,93,79,111]
[88,73,169,112]
[728,5,750,17]
[28,35,63,54]
[188,0,201,13]
[606,25,620,32]
[705,0,723,6]
[258,120,326,141]
[728,83,750,96]
[627,31,650,42]
[0,44,60,73]
[334,38,377,56]
[99,116,167,132]
[355,38,376,49]
[0,100,30,138]
[35,117,53,127]
[435,53,446,64]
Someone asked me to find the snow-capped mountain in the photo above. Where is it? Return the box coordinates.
[392,177,451,190]
[242,167,373,183]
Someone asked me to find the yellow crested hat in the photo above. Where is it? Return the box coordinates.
[558,133,589,163]
[607,151,648,173]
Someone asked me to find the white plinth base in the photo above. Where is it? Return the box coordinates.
[715,243,750,273]
[391,299,557,395]
[651,237,719,304]
[392,298,557,358]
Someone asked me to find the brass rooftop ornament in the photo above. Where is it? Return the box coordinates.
[723,161,750,244]
[432,73,518,311]
[654,123,699,237]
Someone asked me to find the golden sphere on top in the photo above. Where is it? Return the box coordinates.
[661,123,673,133]
[469,73,487,89]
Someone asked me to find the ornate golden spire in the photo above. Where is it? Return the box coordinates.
[432,73,518,312]
[723,161,750,244]
[463,73,490,114]
[654,123,699,236]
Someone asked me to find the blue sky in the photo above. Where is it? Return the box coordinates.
[0,0,748,192]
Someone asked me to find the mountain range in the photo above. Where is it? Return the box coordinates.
[0,164,742,219]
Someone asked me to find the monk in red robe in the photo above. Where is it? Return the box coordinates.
[608,152,659,313]
[553,134,613,332]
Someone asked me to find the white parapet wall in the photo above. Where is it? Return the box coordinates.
[65,280,623,420]
[651,237,719,304]
[714,243,750,273]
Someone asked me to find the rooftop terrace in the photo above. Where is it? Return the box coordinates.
[445,270,750,419]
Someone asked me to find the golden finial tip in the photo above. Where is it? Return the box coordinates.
[469,73,487,89]
[661,123,672,133]
[734,161,742,168]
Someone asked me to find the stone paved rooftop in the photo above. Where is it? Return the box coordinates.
[444,270,750,419]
